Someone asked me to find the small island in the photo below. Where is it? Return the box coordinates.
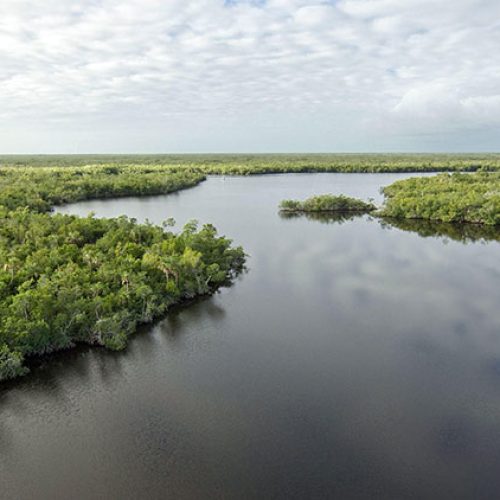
[279,194,377,213]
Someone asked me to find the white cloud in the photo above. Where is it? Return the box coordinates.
[391,82,500,133]
[0,0,499,152]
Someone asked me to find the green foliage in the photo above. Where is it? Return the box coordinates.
[279,199,303,211]
[379,172,500,225]
[0,345,28,380]
[279,194,376,213]
[0,164,206,212]
[0,166,245,381]
[2,158,498,381]
[1,153,499,173]
[0,211,245,380]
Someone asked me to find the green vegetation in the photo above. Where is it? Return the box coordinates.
[1,153,500,173]
[379,172,500,225]
[2,158,499,381]
[280,172,500,227]
[0,166,244,381]
[0,165,205,212]
[280,194,376,213]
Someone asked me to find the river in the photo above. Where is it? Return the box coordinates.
[1,173,500,499]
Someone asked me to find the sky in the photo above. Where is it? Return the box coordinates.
[0,0,499,153]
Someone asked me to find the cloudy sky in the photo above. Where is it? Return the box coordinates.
[1,0,499,153]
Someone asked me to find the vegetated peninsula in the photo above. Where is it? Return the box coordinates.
[379,172,500,225]
[0,166,245,381]
[280,194,376,214]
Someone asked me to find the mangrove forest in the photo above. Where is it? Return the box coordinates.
[0,165,245,381]
[1,159,499,381]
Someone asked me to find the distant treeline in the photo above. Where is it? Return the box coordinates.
[1,153,500,173]
[0,165,244,381]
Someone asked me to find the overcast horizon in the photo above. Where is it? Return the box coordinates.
[1,0,499,154]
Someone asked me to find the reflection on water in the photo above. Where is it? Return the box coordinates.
[2,173,500,500]
[279,210,364,225]
[380,217,500,243]
[282,209,500,243]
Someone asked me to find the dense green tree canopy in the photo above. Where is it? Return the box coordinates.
[379,172,500,225]
[0,165,206,212]
[0,166,244,381]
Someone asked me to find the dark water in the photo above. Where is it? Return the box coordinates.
[2,173,500,500]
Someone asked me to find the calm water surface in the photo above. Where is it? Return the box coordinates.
[2,173,500,499]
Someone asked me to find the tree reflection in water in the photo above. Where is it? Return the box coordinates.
[280,210,500,243]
